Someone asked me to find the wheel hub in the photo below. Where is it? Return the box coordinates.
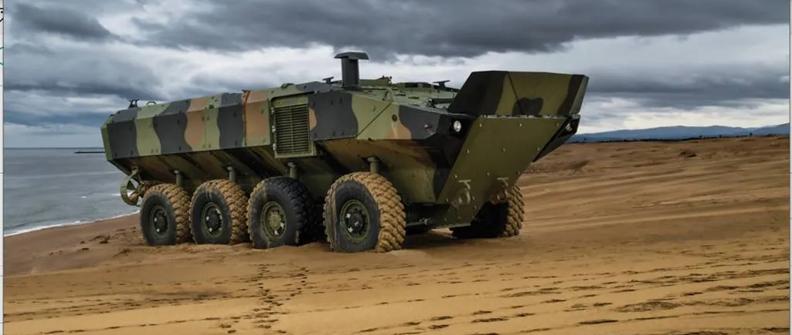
[345,212,365,233]
[202,202,224,236]
[340,200,370,240]
[150,206,169,235]
[261,202,286,237]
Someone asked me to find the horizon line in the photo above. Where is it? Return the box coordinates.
[4,122,788,149]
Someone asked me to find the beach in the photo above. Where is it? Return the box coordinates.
[4,136,789,334]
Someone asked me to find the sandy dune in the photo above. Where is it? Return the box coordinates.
[4,136,789,335]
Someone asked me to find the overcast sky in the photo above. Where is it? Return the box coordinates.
[5,0,790,147]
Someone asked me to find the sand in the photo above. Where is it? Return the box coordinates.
[4,136,789,335]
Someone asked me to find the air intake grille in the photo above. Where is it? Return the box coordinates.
[273,104,312,157]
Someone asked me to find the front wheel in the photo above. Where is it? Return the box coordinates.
[323,172,406,252]
[451,184,524,238]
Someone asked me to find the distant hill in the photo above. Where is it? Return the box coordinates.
[572,123,789,143]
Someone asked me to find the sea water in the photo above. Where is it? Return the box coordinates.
[4,148,135,236]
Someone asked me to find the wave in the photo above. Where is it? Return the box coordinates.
[4,210,140,237]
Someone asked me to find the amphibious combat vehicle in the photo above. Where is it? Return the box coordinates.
[101,52,588,252]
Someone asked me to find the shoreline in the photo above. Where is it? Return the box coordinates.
[4,212,145,276]
[3,210,140,237]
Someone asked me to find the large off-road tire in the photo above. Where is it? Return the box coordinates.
[324,172,406,252]
[247,177,316,249]
[190,180,249,244]
[451,184,524,239]
[139,183,191,245]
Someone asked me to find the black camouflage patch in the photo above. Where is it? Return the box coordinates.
[309,91,358,140]
[448,71,506,117]
[106,108,139,158]
[513,97,543,116]
[154,100,190,154]
[218,93,244,148]
[398,105,442,140]
[556,75,585,115]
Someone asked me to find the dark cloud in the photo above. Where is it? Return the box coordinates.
[6,41,164,100]
[4,0,789,146]
[587,64,789,108]
[4,89,128,125]
[13,3,116,41]
[133,0,788,57]
[4,40,164,128]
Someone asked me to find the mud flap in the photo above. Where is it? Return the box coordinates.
[433,115,568,227]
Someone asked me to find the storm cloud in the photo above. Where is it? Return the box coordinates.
[14,3,116,41]
[4,0,789,146]
[133,0,788,57]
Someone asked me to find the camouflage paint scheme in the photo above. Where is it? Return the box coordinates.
[102,71,588,228]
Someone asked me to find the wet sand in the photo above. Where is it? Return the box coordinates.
[4,136,789,334]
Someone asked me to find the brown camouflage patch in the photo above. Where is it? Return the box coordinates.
[244,91,270,146]
[185,97,208,149]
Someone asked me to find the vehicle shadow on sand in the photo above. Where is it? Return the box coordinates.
[402,230,474,250]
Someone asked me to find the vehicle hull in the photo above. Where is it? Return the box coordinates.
[102,71,588,228]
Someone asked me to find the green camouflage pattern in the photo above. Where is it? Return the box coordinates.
[102,67,588,228]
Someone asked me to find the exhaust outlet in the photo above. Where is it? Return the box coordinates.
[335,52,369,89]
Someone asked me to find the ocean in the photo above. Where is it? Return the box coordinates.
[4,148,135,236]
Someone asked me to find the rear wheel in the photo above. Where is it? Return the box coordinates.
[324,172,406,252]
[191,180,249,244]
[140,184,191,245]
[451,184,524,238]
[247,177,315,249]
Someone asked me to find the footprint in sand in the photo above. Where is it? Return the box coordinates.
[616,301,680,312]
[429,316,453,322]
[542,299,566,303]
[472,316,509,323]
[578,319,618,325]
[513,312,535,317]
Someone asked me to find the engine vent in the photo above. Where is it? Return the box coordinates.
[273,103,314,157]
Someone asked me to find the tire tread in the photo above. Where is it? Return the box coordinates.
[323,172,406,252]
[451,184,524,238]
[191,179,248,244]
[143,183,191,244]
[247,177,316,248]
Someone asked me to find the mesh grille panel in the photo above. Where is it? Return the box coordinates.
[273,104,311,156]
